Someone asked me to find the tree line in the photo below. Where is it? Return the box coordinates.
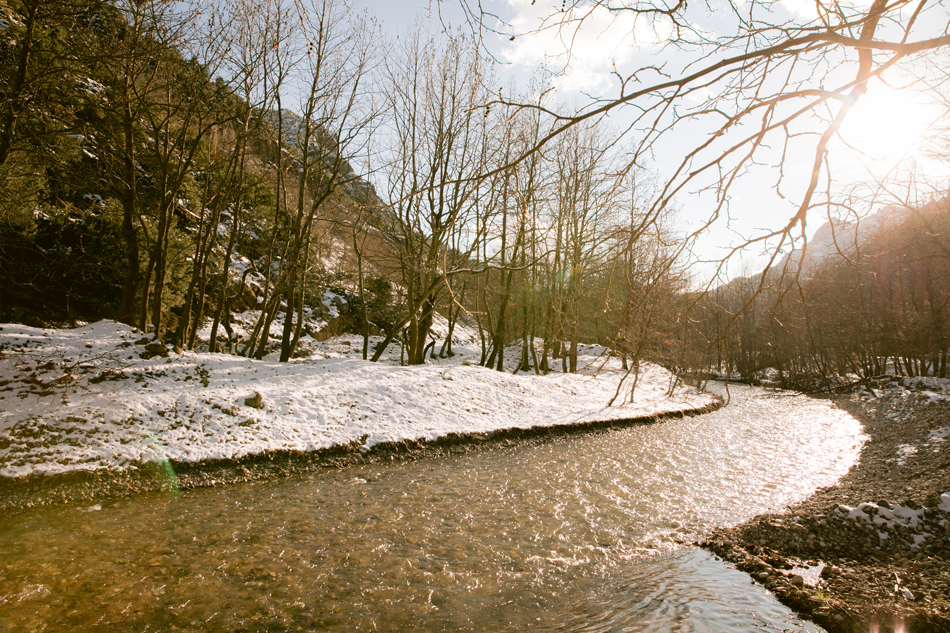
[0,0,686,389]
[685,198,950,384]
[4,0,948,390]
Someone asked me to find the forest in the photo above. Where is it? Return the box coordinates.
[1,0,948,385]
[689,201,950,384]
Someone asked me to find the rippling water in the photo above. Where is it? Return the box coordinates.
[0,384,864,632]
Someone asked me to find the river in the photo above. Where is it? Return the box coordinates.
[0,384,865,632]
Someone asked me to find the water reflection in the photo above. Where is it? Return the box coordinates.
[0,385,860,631]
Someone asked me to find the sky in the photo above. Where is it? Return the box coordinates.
[354,0,950,280]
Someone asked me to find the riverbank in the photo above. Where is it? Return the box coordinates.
[702,378,950,633]
[0,320,719,511]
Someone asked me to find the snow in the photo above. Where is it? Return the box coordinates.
[321,290,342,318]
[928,426,950,441]
[322,237,348,272]
[76,76,105,95]
[832,491,950,552]
[0,8,23,30]
[893,444,918,466]
[913,534,932,548]
[786,563,824,587]
[0,321,716,479]
[834,497,950,550]
[886,423,950,465]
[868,378,950,463]
[428,312,478,345]
[837,502,926,529]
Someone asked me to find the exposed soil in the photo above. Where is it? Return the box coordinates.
[702,385,950,633]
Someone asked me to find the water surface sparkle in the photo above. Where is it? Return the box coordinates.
[0,384,863,631]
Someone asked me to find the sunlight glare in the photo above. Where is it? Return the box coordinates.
[838,82,941,162]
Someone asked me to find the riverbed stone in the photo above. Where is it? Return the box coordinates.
[701,390,950,632]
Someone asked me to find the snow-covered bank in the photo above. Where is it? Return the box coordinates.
[0,321,717,479]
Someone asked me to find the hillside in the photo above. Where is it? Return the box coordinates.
[776,207,903,274]
[691,199,950,384]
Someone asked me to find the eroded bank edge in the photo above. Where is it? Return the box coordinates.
[0,398,723,514]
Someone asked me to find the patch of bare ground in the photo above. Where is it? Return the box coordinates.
[702,384,950,633]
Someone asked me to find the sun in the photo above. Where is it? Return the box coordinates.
[837,81,943,162]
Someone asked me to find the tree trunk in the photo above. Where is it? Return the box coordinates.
[279,289,295,362]
[0,0,38,167]
[118,99,139,325]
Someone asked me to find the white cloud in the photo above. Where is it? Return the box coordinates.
[499,0,669,95]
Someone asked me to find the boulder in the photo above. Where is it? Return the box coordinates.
[244,391,264,409]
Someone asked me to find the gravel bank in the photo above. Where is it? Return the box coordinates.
[702,381,950,633]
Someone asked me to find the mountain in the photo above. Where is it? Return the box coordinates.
[775,207,905,275]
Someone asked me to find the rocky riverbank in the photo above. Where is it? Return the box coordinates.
[701,378,950,633]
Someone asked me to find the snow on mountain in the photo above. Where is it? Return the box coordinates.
[776,207,903,274]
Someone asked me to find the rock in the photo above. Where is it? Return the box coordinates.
[790,574,805,587]
[139,339,170,359]
[145,341,169,356]
[244,391,264,409]
[765,556,791,569]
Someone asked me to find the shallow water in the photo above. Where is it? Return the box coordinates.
[0,384,864,632]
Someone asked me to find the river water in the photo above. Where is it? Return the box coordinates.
[0,384,865,632]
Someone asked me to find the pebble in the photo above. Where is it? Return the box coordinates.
[700,389,950,630]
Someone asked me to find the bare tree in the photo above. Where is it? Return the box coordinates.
[112,0,234,337]
[188,0,290,352]
[239,0,376,361]
[464,0,950,302]
[539,122,621,372]
[372,28,493,365]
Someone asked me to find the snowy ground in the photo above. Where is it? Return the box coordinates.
[853,375,950,467]
[0,321,716,479]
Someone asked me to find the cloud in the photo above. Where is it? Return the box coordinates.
[498,0,668,95]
